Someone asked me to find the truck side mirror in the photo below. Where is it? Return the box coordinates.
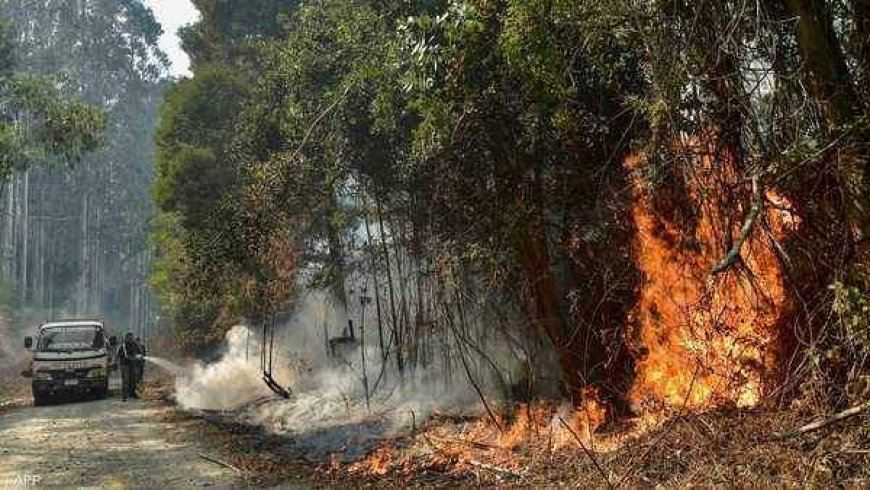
[109,336,118,347]
[24,336,32,349]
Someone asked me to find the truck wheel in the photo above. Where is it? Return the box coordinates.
[33,392,49,406]
[93,381,108,399]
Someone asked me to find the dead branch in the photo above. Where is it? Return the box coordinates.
[793,400,870,435]
[711,174,764,275]
[456,338,504,434]
[429,436,500,450]
[197,453,242,474]
[558,417,613,489]
[445,291,505,434]
[288,85,351,164]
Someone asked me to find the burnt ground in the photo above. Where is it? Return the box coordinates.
[164,397,870,488]
[2,377,868,488]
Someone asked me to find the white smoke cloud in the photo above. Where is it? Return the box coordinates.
[153,325,278,410]
[149,290,524,460]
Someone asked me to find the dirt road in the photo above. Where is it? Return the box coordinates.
[0,396,244,488]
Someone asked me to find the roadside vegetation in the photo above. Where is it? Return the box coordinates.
[0,0,868,486]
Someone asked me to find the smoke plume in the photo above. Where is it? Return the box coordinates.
[148,325,275,410]
[151,292,517,460]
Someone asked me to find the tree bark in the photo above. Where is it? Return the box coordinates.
[784,0,869,241]
[785,0,857,131]
[514,168,589,403]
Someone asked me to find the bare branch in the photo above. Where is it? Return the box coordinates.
[711,173,764,275]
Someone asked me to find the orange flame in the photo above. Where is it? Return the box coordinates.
[345,399,608,478]
[342,138,802,480]
[626,140,797,409]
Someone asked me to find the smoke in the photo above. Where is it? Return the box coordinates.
[0,325,24,372]
[147,325,276,410]
[151,291,521,460]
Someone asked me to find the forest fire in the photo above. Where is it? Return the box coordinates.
[3,0,868,487]
[338,142,805,480]
[346,399,609,479]
[625,143,797,409]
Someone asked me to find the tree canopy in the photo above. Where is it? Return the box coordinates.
[155,0,869,410]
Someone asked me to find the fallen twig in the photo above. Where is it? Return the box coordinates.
[198,452,242,474]
[423,434,525,479]
[430,436,499,450]
[558,417,613,490]
[790,400,870,436]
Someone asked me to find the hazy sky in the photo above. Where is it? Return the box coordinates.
[143,0,199,77]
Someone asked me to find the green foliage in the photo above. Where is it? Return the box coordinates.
[181,0,298,68]
[152,1,295,337]
[153,0,870,407]
[150,212,188,313]
[0,74,106,177]
[155,63,247,229]
[831,281,870,350]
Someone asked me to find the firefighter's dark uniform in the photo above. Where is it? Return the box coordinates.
[117,337,142,401]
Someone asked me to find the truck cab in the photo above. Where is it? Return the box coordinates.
[23,320,116,405]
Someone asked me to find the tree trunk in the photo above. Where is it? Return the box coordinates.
[325,188,349,326]
[784,0,869,247]
[22,170,29,304]
[376,196,402,375]
[785,0,857,130]
[514,174,587,403]
[362,197,386,361]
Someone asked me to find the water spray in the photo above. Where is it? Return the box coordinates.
[142,356,186,377]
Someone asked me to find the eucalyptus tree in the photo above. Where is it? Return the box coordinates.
[153,0,296,351]
[0,0,166,333]
[152,0,869,410]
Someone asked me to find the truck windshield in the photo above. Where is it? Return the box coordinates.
[37,327,104,352]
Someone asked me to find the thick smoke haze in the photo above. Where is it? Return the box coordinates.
[0,320,23,371]
[162,325,276,410]
[148,292,519,459]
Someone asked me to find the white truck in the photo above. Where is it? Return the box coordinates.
[23,320,117,405]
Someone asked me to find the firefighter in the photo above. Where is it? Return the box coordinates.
[116,332,142,401]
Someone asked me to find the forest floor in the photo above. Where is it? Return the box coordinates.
[1,377,868,488]
[145,373,870,488]
[187,405,870,488]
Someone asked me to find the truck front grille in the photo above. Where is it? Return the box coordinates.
[47,368,91,380]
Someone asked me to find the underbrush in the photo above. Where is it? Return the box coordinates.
[328,407,869,487]
[174,396,869,487]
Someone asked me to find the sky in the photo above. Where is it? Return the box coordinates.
[143,0,200,77]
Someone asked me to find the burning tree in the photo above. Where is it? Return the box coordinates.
[151,1,869,476]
